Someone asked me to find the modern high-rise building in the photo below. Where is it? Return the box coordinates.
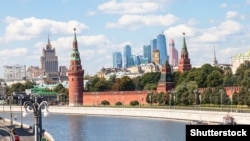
[3,64,26,80]
[40,37,58,74]
[151,39,157,50]
[168,39,179,67]
[150,39,157,62]
[143,45,151,63]
[113,51,122,68]
[157,33,168,64]
[132,55,141,66]
[152,49,160,65]
[123,45,132,68]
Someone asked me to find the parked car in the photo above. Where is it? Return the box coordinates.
[14,135,20,141]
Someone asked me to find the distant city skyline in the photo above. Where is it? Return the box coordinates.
[1,0,250,77]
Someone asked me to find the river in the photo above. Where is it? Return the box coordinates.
[7,112,186,141]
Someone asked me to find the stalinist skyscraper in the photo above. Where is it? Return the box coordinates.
[40,36,59,79]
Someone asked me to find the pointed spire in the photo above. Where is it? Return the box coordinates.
[46,35,52,49]
[71,28,80,61]
[213,45,218,65]
[74,28,77,42]
[181,32,188,54]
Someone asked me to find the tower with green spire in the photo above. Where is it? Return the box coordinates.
[68,28,84,106]
[178,32,191,72]
[157,60,175,93]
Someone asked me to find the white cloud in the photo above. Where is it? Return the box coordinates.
[106,14,178,30]
[87,10,96,16]
[195,20,243,43]
[247,0,250,4]
[0,48,27,57]
[226,11,238,19]
[98,0,160,14]
[3,16,89,42]
[220,3,227,8]
[164,24,197,38]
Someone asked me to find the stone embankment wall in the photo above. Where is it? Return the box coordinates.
[8,106,250,125]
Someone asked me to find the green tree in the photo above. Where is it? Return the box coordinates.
[119,76,135,91]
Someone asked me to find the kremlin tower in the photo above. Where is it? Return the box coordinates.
[178,32,192,72]
[157,60,175,93]
[67,28,84,106]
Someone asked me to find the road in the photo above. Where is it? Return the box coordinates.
[0,126,14,141]
[1,119,34,141]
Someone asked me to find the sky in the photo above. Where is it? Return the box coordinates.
[1,0,250,78]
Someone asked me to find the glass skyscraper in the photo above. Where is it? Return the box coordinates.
[143,45,151,63]
[157,33,168,64]
[123,45,132,68]
[150,39,157,62]
[168,39,179,67]
[113,51,122,68]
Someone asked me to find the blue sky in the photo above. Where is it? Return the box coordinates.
[1,0,250,77]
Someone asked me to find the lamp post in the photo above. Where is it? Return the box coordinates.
[193,90,197,110]
[230,95,233,112]
[18,95,24,129]
[193,89,201,111]
[7,95,13,127]
[172,89,176,109]
[168,90,171,109]
[23,94,49,141]
[199,92,201,111]
[1,82,6,122]
[219,89,223,111]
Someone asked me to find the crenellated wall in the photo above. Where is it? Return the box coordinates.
[83,91,149,106]
[82,87,242,106]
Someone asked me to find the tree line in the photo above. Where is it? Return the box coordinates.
[3,61,250,107]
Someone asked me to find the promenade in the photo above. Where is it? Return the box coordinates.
[0,118,34,141]
[0,117,54,141]
[5,106,250,125]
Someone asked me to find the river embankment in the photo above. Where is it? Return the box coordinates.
[6,106,250,125]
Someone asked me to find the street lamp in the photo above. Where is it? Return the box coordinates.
[7,95,13,127]
[193,89,197,110]
[0,82,6,122]
[193,89,201,111]
[168,90,171,109]
[219,89,224,111]
[172,89,176,109]
[18,94,24,129]
[23,94,49,141]
[230,95,233,112]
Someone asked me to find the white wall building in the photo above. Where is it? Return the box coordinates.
[231,50,250,74]
[3,64,26,80]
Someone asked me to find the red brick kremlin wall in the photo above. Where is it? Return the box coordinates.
[82,87,241,106]
[83,91,149,106]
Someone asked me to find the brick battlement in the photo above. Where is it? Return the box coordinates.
[82,87,242,106]
[83,91,149,106]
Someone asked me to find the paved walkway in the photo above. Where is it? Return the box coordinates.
[0,119,48,141]
[1,118,35,141]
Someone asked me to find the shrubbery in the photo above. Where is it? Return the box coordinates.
[101,100,110,105]
[115,101,123,106]
[130,100,139,106]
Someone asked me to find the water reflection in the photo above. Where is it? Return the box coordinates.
[8,112,186,141]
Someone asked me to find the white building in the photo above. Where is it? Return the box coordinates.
[231,50,250,74]
[3,64,26,80]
